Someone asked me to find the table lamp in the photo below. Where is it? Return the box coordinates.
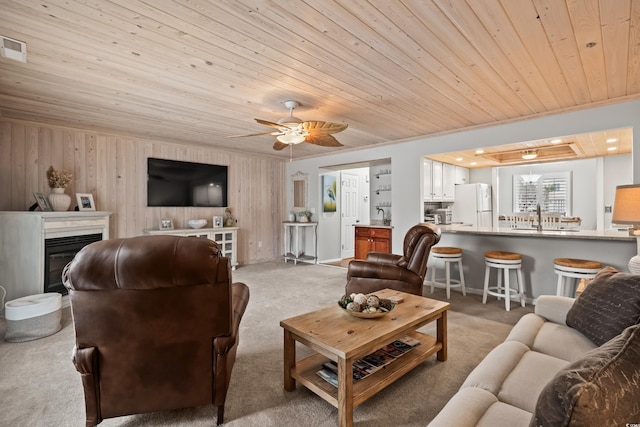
[612,184,640,274]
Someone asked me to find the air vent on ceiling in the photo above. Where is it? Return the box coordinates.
[1,35,27,63]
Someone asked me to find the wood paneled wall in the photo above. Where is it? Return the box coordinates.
[0,118,286,265]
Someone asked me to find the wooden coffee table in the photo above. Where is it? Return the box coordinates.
[280,289,450,427]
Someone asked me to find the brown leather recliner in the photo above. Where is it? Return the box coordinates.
[345,223,441,296]
[62,235,250,426]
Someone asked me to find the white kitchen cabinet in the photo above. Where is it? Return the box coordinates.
[424,159,444,201]
[455,166,469,184]
[423,159,432,200]
[425,159,459,201]
[442,163,456,201]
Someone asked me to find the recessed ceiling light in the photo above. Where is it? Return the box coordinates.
[470,162,477,166]
[551,139,562,144]
[606,138,617,143]
[607,146,617,151]
[475,149,484,154]
[456,157,463,161]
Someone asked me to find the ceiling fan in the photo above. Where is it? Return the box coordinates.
[229,100,348,151]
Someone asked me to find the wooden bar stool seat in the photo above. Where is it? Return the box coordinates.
[554,258,602,297]
[483,251,525,311]
[427,247,466,299]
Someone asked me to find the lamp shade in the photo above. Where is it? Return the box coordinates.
[612,184,640,224]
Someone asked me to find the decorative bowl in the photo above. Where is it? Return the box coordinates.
[187,219,207,229]
[340,308,393,318]
[337,294,395,319]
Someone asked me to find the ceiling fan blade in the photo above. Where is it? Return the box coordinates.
[302,121,348,134]
[255,118,289,130]
[226,131,280,138]
[304,134,344,147]
[273,140,289,150]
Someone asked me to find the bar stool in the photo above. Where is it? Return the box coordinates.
[483,251,525,311]
[428,247,466,299]
[554,258,602,297]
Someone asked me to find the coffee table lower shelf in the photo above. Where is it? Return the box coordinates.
[290,330,439,408]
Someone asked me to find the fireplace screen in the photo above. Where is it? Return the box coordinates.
[44,234,102,295]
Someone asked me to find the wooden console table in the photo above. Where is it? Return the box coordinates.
[283,222,317,265]
[143,227,238,270]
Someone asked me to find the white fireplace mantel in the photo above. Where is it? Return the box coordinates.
[0,211,111,303]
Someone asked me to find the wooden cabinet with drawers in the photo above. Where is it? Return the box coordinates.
[354,226,392,260]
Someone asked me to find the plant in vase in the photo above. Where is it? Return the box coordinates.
[298,210,312,222]
[46,165,73,211]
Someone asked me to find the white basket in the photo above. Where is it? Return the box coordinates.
[4,293,62,342]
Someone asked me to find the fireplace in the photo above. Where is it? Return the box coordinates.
[44,233,103,295]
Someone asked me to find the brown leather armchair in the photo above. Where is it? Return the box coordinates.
[345,223,441,296]
[62,235,250,426]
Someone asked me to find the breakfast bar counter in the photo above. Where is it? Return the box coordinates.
[432,224,636,300]
[439,224,634,241]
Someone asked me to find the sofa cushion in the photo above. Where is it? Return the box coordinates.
[498,350,569,413]
[506,313,597,362]
[427,387,532,427]
[461,341,529,395]
[566,269,640,346]
[462,340,569,414]
[530,324,640,427]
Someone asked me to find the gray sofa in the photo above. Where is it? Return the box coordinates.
[429,269,640,427]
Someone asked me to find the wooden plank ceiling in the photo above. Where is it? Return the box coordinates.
[1,0,639,162]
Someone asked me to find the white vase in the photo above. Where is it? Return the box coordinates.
[48,187,71,211]
[288,213,296,222]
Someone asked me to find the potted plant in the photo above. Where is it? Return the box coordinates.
[46,165,73,211]
[298,210,311,222]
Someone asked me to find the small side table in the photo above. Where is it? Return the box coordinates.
[283,222,317,265]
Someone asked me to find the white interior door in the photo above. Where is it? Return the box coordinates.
[341,173,359,259]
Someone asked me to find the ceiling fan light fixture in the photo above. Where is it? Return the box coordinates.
[276,132,306,144]
[522,150,538,160]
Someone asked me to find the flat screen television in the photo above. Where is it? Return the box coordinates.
[147,158,228,207]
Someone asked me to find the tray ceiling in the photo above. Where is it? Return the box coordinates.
[1,0,639,161]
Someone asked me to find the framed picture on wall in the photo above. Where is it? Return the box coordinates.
[322,175,337,212]
[76,193,96,211]
[159,218,174,230]
[33,192,52,212]
[213,215,223,228]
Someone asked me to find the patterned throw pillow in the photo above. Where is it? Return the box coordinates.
[566,268,640,346]
[530,324,640,427]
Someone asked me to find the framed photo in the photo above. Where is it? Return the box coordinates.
[322,174,337,212]
[76,193,96,211]
[159,218,174,230]
[213,215,223,228]
[33,192,52,212]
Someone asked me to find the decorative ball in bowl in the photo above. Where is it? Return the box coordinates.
[187,219,207,229]
[338,293,395,318]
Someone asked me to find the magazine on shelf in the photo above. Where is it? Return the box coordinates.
[315,335,423,388]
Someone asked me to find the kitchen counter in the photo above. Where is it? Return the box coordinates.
[354,222,393,229]
[432,224,636,300]
[439,224,634,241]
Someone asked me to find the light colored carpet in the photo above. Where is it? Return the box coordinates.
[0,260,532,426]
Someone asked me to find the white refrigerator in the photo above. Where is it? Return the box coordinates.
[451,183,492,227]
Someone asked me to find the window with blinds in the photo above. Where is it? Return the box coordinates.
[513,172,571,215]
